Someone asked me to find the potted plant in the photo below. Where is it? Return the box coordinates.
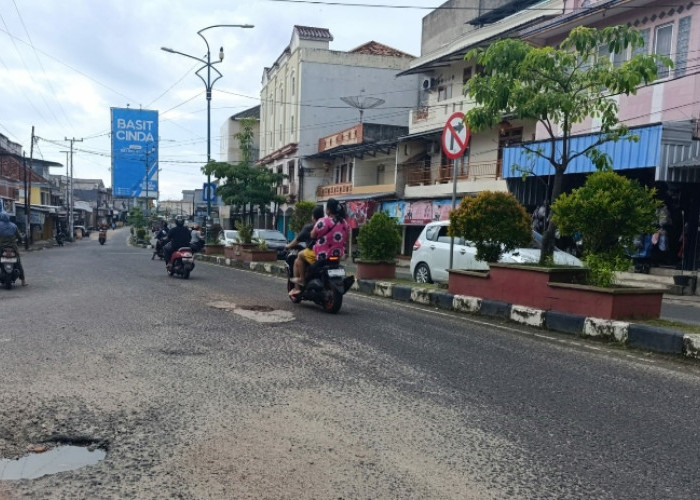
[204,222,224,255]
[447,179,667,320]
[355,212,401,280]
[229,223,276,262]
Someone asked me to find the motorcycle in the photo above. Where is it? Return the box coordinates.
[0,246,21,289]
[98,229,107,245]
[167,246,195,279]
[152,232,167,260]
[285,245,354,314]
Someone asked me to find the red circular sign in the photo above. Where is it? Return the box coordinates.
[441,112,470,160]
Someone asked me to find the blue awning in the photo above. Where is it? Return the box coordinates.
[502,124,663,178]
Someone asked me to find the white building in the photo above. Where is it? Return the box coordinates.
[258,25,420,215]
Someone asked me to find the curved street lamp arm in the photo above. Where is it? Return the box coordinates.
[160,47,206,66]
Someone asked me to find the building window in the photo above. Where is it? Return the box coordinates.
[462,67,472,84]
[437,85,452,102]
[291,72,296,96]
[287,160,295,181]
[290,115,295,135]
[654,23,673,79]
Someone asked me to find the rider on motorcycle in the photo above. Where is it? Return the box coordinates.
[289,199,349,297]
[0,212,27,286]
[152,222,169,260]
[287,205,324,290]
[163,216,191,268]
[190,224,205,252]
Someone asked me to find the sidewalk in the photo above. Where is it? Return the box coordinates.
[195,253,700,360]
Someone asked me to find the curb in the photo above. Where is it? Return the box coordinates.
[194,254,699,360]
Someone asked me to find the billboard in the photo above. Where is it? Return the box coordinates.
[111,107,159,198]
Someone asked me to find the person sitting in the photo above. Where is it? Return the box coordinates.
[0,212,27,286]
[287,205,324,287]
[190,224,205,252]
[289,198,349,297]
[163,216,191,267]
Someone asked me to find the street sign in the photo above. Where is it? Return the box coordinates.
[203,182,217,203]
[442,112,470,160]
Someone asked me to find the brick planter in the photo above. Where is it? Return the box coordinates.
[229,243,276,262]
[355,260,396,280]
[448,263,665,320]
[204,244,224,256]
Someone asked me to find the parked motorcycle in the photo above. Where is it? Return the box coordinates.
[167,246,195,279]
[98,228,107,245]
[285,246,354,313]
[0,246,21,289]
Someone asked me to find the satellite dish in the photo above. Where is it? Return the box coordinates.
[340,93,385,123]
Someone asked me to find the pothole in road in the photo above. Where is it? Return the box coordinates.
[0,438,106,480]
[209,301,295,323]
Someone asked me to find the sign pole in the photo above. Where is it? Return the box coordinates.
[441,112,470,272]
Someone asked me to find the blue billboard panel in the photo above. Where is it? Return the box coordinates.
[111,108,159,198]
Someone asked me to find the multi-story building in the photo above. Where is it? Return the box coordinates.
[502,0,700,269]
[391,0,565,250]
[258,25,420,234]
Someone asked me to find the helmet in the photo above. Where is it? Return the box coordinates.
[175,216,186,227]
[193,224,200,230]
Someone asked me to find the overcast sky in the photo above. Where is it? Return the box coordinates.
[0,0,430,200]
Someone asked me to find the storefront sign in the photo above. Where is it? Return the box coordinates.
[381,199,458,226]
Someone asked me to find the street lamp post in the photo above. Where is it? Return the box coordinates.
[161,23,253,235]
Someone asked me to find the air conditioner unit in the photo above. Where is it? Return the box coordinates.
[421,78,432,91]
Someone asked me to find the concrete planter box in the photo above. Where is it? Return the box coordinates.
[448,263,665,320]
[229,243,276,262]
[356,260,396,280]
[204,244,225,256]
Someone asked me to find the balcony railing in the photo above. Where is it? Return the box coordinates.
[407,168,431,186]
[316,182,353,198]
[408,160,502,186]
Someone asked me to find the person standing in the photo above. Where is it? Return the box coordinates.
[0,212,27,286]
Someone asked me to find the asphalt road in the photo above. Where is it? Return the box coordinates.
[1,227,700,499]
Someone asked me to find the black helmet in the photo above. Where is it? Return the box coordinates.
[175,216,185,227]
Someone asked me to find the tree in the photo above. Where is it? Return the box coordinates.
[289,200,316,234]
[464,25,672,264]
[357,212,401,262]
[448,191,530,263]
[203,117,285,226]
[551,170,660,286]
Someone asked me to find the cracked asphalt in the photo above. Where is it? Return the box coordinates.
[1,227,699,499]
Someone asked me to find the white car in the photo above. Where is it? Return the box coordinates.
[218,230,239,246]
[409,220,582,283]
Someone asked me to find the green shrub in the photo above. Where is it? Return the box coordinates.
[551,170,660,286]
[236,223,254,244]
[449,191,531,263]
[136,227,146,242]
[357,212,401,262]
[207,223,223,244]
[290,201,316,234]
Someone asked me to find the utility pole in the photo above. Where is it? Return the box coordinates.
[64,137,83,240]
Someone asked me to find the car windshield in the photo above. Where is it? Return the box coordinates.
[223,231,238,239]
[257,230,286,241]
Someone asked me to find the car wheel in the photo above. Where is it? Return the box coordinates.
[414,263,433,284]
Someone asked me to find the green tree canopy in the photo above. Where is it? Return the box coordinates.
[464,25,672,263]
[552,169,660,254]
[203,117,285,224]
[448,191,531,263]
[289,200,317,234]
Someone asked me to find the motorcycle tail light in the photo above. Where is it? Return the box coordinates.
[2,249,16,258]
[329,256,339,262]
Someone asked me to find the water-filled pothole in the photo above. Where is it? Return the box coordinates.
[0,444,106,480]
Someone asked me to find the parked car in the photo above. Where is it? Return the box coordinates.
[409,220,582,283]
[252,229,288,259]
[218,230,240,246]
